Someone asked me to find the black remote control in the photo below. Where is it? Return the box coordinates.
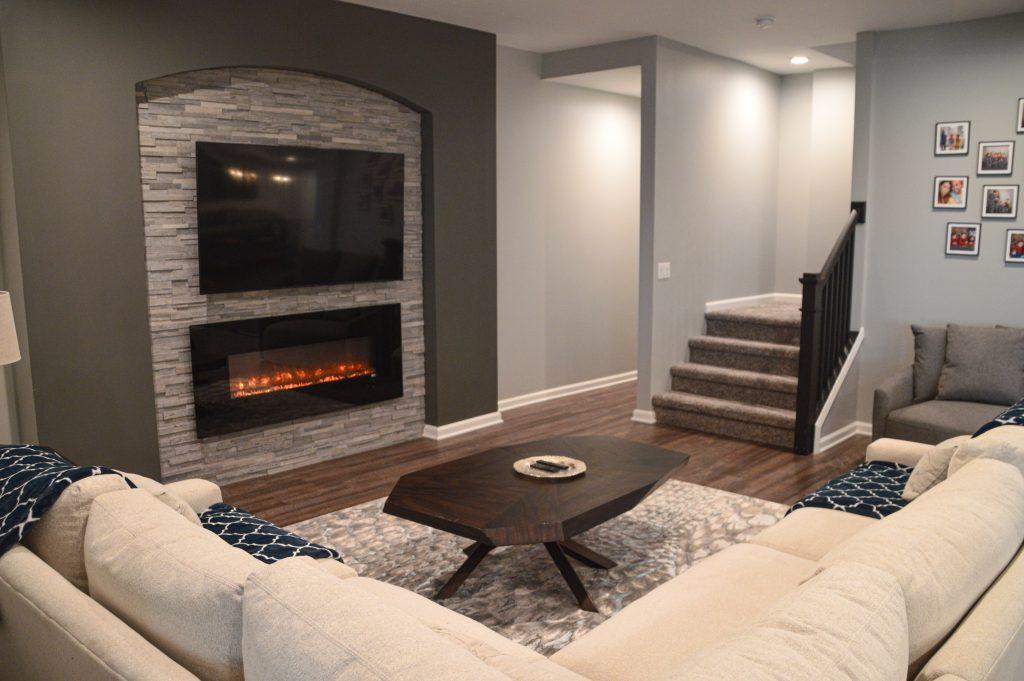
[536,459,570,470]
[531,461,561,472]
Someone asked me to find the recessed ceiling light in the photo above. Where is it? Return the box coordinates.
[790,55,810,65]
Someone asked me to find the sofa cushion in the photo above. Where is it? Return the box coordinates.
[887,400,1006,445]
[550,543,818,681]
[85,489,261,681]
[671,563,908,681]
[21,473,132,591]
[902,435,971,500]
[749,507,876,561]
[948,435,1024,480]
[242,557,511,681]
[818,458,1024,663]
[916,541,1024,681]
[122,472,201,524]
[937,324,1024,405]
[352,576,586,681]
[913,325,948,403]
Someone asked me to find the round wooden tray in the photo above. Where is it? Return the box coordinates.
[513,455,586,481]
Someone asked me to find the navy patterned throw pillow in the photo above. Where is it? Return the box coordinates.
[200,503,342,564]
[788,460,912,520]
[974,397,1024,438]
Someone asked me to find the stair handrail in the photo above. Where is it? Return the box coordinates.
[793,209,860,455]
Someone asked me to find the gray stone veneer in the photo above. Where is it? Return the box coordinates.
[136,68,424,484]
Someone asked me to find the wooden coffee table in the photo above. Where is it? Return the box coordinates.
[383,436,689,611]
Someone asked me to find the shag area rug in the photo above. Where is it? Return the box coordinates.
[288,480,787,656]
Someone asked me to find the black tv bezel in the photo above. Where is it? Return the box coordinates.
[195,141,405,295]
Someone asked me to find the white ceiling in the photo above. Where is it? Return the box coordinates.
[343,0,1024,73]
[547,66,642,99]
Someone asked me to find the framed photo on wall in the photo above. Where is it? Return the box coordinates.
[946,223,980,256]
[978,141,1015,175]
[935,121,970,155]
[1006,229,1024,263]
[933,176,968,209]
[982,185,1019,219]
[1018,99,1024,134]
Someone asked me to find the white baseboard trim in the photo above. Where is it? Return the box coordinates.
[498,371,638,412]
[815,421,872,454]
[704,292,801,313]
[422,411,504,441]
[632,409,656,424]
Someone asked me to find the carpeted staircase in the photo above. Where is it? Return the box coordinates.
[652,300,801,449]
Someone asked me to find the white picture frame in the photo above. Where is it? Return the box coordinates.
[978,141,1015,175]
[933,176,968,209]
[1017,99,1024,134]
[935,121,970,155]
[945,223,980,256]
[982,185,1019,219]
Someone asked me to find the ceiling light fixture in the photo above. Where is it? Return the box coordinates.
[790,55,809,65]
[755,15,775,29]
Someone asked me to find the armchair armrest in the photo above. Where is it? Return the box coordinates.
[872,366,914,440]
[865,438,932,468]
[163,478,222,514]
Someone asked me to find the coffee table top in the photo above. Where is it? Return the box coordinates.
[383,436,689,546]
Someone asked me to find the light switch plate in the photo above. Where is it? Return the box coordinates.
[657,262,671,280]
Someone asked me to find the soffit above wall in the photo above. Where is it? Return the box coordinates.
[341,0,1021,74]
[546,66,641,99]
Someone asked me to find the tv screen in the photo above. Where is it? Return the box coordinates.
[196,142,404,294]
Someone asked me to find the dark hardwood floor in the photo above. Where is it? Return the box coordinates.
[222,382,869,526]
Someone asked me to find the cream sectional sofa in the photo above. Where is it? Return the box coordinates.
[1,425,1024,681]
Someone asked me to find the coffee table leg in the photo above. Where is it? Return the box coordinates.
[559,539,617,570]
[436,542,493,600]
[544,542,597,612]
[462,541,481,556]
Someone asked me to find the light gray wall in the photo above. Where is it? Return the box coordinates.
[855,13,1024,422]
[774,68,855,293]
[497,46,640,400]
[646,39,781,402]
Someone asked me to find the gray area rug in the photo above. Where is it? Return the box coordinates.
[288,480,787,656]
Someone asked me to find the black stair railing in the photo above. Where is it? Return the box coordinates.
[793,209,860,455]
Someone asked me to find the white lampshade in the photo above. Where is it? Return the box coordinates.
[0,292,21,366]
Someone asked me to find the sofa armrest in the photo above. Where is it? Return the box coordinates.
[0,545,198,681]
[865,438,932,468]
[163,479,222,514]
[872,366,914,440]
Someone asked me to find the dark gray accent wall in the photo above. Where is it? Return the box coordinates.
[0,0,497,477]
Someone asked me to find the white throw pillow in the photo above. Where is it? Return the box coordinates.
[85,489,261,681]
[817,458,1024,663]
[672,563,908,681]
[948,436,1024,479]
[902,436,971,501]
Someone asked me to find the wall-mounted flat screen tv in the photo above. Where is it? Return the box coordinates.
[196,141,404,294]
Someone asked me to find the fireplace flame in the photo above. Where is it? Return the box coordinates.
[231,361,375,398]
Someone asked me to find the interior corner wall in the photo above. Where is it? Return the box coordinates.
[774,68,855,293]
[0,0,496,477]
[496,46,640,401]
[644,39,780,405]
[854,13,1024,424]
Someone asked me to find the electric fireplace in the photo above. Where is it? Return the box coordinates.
[189,304,402,438]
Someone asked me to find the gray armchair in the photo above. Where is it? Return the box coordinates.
[872,325,1017,445]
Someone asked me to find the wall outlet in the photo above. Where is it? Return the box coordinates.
[657,262,671,280]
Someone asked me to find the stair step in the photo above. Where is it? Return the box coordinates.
[670,363,797,410]
[705,302,801,346]
[688,336,799,377]
[652,392,795,449]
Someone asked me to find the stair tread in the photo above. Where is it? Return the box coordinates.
[670,363,797,392]
[705,301,801,328]
[653,391,796,429]
[689,335,800,358]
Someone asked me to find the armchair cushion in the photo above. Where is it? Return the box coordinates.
[937,324,1024,405]
[912,325,947,403]
[887,401,1006,445]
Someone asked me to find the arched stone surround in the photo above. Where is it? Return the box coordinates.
[136,67,424,484]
